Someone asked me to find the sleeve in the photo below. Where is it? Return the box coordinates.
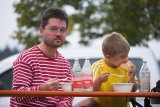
[92,62,101,81]
[12,61,43,103]
[58,96,73,107]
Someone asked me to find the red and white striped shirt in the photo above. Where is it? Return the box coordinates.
[10,45,73,107]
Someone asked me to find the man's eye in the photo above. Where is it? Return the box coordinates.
[60,29,66,33]
[48,27,66,33]
[50,28,57,31]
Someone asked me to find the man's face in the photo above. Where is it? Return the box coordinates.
[40,18,67,48]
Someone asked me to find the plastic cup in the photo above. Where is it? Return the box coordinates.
[60,82,72,91]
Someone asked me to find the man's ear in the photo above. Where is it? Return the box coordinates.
[40,27,44,34]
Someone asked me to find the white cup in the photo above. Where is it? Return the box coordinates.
[60,82,72,91]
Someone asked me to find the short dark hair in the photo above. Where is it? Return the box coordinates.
[41,7,68,29]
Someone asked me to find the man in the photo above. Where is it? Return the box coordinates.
[10,7,72,107]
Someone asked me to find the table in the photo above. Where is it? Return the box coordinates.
[0,90,159,106]
[0,90,160,97]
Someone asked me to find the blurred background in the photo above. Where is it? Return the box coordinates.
[0,1,160,106]
[0,0,160,63]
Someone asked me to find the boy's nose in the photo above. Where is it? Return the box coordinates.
[123,58,128,63]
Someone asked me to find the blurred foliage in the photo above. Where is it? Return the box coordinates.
[12,0,160,49]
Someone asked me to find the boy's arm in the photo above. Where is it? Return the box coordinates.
[92,61,109,91]
[129,77,138,92]
[128,62,138,92]
[93,77,103,91]
[93,72,110,91]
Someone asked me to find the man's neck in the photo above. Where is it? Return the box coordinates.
[38,43,57,59]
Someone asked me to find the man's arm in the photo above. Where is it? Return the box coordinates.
[58,97,73,107]
[12,61,43,103]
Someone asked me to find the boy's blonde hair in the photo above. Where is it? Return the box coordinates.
[102,32,130,56]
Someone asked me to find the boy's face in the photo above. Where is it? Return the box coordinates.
[106,51,129,68]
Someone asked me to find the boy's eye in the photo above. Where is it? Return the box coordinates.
[121,55,127,58]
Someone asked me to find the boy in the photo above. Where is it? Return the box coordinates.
[92,32,138,107]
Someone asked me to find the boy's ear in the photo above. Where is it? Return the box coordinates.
[105,54,111,60]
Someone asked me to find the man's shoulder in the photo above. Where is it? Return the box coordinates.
[21,45,38,55]
[57,51,71,66]
[15,45,39,62]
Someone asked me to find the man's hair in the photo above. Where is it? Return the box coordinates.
[41,7,68,29]
[102,32,130,56]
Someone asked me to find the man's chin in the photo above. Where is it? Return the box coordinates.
[45,43,62,48]
[55,42,63,47]
[52,44,62,48]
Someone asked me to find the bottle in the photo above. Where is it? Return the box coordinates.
[81,58,93,91]
[72,58,83,91]
[139,61,150,92]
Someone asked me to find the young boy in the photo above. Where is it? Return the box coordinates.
[92,32,138,107]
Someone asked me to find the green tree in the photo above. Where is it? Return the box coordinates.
[13,0,160,49]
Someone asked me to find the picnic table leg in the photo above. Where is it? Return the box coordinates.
[144,97,152,107]
[130,98,143,107]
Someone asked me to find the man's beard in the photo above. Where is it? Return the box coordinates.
[43,35,65,48]
[44,39,64,48]
[44,41,63,48]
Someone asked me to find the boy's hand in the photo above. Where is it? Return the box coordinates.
[128,63,136,83]
[128,63,138,91]
[93,71,110,91]
[98,71,110,83]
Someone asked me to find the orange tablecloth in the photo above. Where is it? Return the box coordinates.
[0,90,160,98]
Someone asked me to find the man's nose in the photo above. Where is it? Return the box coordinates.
[56,29,62,35]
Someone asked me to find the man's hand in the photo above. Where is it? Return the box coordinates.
[40,78,59,91]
